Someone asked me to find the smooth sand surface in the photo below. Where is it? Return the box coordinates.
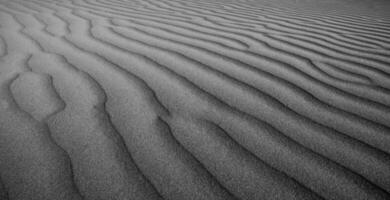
[0,0,389,199]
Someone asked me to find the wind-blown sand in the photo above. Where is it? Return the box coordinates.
[0,0,390,199]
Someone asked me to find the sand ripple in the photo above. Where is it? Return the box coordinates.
[0,0,389,199]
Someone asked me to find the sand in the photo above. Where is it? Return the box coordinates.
[0,0,389,199]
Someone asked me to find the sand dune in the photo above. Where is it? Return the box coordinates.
[0,0,389,199]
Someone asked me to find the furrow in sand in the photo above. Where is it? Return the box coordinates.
[184,0,382,25]
[312,61,372,85]
[106,11,386,91]
[114,5,386,89]
[197,2,335,25]
[21,9,236,200]
[176,8,390,82]
[62,2,189,24]
[267,25,390,51]
[104,102,238,200]
[88,10,390,110]
[96,0,186,15]
[166,114,323,200]
[69,0,193,21]
[28,53,163,200]
[83,6,250,49]
[341,33,390,50]
[59,40,237,200]
[107,0,390,54]
[250,35,390,103]
[53,0,252,49]
[107,24,390,151]
[51,0,390,164]
[260,13,390,39]
[2,0,390,199]
[109,17,381,98]
[6,7,163,199]
[272,32,390,63]
[242,1,388,22]
[69,5,390,185]
[110,15,249,50]
[268,34,390,75]
[54,13,390,199]
[63,35,390,200]
[252,35,390,92]
[256,22,390,55]
[138,0,263,25]
[258,11,390,34]
[254,6,390,28]
[106,18,390,143]
[145,0,390,46]
[94,22,390,193]
[289,30,386,52]
[95,0,174,13]
[0,54,83,200]
[348,32,390,46]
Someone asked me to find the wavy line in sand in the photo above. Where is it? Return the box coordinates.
[1,0,390,199]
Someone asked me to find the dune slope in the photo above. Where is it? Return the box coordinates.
[0,0,389,199]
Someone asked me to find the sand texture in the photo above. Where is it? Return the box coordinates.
[0,0,390,199]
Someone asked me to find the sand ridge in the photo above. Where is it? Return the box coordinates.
[0,0,389,199]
